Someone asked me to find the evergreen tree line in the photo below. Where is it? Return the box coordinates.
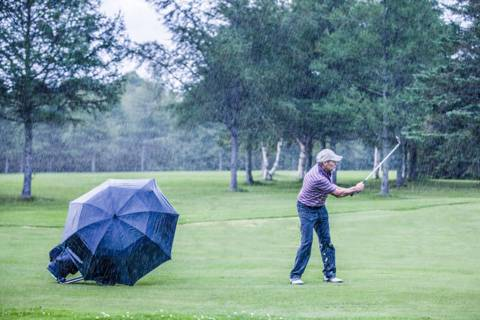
[144,0,480,192]
[0,73,373,173]
[1,0,479,198]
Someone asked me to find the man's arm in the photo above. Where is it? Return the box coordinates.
[331,182,364,198]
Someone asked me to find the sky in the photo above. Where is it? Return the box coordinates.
[100,0,172,77]
[101,0,170,44]
[100,0,463,78]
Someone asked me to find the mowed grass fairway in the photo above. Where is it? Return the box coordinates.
[0,171,479,320]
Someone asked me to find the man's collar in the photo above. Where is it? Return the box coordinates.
[318,164,331,177]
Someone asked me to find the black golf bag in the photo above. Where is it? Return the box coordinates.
[47,244,78,283]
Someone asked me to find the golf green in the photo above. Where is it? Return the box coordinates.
[0,171,479,319]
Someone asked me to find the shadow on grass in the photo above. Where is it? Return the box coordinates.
[237,176,480,200]
[0,195,55,205]
[411,178,480,189]
[241,179,302,192]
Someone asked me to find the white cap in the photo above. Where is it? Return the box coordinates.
[316,149,343,163]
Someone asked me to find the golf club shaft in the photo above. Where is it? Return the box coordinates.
[62,276,84,284]
[364,141,401,182]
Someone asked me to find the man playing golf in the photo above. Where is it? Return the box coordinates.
[290,149,365,285]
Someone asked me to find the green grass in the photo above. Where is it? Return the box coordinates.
[0,171,479,320]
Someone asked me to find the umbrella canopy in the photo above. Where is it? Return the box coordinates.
[61,179,179,285]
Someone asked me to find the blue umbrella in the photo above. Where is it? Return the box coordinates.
[50,179,179,285]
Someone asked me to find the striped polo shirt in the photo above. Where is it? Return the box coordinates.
[297,164,337,207]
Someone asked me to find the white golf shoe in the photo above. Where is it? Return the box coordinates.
[290,278,304,285]
[324,276,343,283]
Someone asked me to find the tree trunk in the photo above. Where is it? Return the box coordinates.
[380,0,390,196]
[380,134,390,195]
[403,141,408,181]
[408,143,418,181]
[267,140,283,180]
[140,143,146,171]
[21,118,33,199]
[374,146,380,179]
[245,142,254,185]
[296,138,307,180]
[229,127,239,191]
[21,4,34,199]
[320,137,327,149]
[330,139,338,184]
[380,82,390,195]
[332,162,339,184]
[91,154,96,172]
[305,138,314,170]
[4,157,9,174]
[261,142,269,180]
[396,143,406,187]
[218,150,223,171]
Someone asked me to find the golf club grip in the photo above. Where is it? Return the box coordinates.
[350,179,367,196]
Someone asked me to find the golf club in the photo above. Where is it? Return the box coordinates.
[363,136,401,183]
[351,136,401,196]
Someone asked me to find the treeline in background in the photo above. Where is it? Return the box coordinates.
[0,0,479,198]
[0,73,375,173]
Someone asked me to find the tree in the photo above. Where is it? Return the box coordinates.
[237,0,287,184]
[149,0,284,191]
[117,73,172,171]
[274,0,360,179]
[0,0,127,198]
[64,115,111,172]
[408,0,480,178]
[318,0,447,194]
